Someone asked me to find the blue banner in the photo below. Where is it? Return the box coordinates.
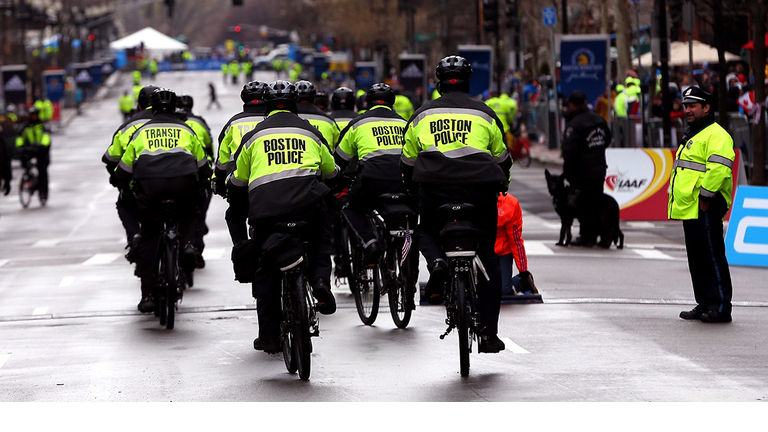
[313,55,328,80]
[355,63,377,91]
[725,186,768,268]
[43,70,66,103]
[89,63,103,86]
[559,37,608,107]
[457,45,492,98]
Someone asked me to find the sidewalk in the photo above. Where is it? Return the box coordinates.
[55,70,124,130]
[528,141,563,168]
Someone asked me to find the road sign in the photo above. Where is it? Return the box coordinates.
[725,186,768,267]
[543,7,556,27]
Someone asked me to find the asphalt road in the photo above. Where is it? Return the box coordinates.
[1,70,767,413]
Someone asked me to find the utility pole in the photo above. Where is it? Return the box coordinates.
[657,0,671,146]
[562,0,568,34]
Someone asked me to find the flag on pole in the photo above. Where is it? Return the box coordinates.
[400,219,412,267]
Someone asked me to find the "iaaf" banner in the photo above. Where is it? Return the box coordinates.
[604,148,743,221]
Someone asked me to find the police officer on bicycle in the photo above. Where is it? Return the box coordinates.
[114,88,211,313]
[16,106,51,204]
[295,80,340,149]
[334,83,416,268]
[227,80,339,354]
[401,56,511,353]
[213,81,269,244]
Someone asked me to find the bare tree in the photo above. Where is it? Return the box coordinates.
[748,1,767,185]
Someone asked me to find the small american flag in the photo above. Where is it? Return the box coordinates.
[400,218,412,267]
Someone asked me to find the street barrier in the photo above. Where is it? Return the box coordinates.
[725,186,768,268]
[603,148,743,221]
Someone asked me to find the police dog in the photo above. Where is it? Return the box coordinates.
[545,169,624,249]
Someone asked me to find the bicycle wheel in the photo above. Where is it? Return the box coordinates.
[282,279,297,374]
[353,260,380,326]
[388,241,414,329]
[339,222,354,288]
[164,240,179,330]
[292,273,312,380]
[157,243,168,326]
[19,174,33,208]
[456,272,471,377]
[516,142,532,168]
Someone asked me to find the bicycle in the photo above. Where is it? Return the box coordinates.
[508,133,531,168]
[436,203,482,377]
[262,221,319,380]
[154,200,184,330]
[18,147,45,208]
[345,193,417,328]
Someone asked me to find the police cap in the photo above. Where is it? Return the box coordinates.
[681,86,712,105]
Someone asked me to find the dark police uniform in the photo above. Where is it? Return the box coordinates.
[561,104,612,246]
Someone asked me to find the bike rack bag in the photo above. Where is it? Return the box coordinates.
[439,221,479,257]
[262,232,305,271]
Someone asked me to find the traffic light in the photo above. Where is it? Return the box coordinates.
[505,0,519,28]
[234,25,242,33]
[233,0,243,5]
[87,34,95,41]
[482,0,498,33]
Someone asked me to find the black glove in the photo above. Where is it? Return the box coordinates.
[519,271,538,294]
[1,178,10,196]
[212,178,227,198]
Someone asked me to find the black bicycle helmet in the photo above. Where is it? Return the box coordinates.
[27,106,40,115]
[331,87,355,110]
[356,94,369,112]
[314,89,329,111]
[177,94,194,112]
[435,55,473,84]
[365,83,395,108]
[137,85,159,110]
[150,87,177,114]
[295,80,317,102]
[241,80,268,103]
[264,80,298,112]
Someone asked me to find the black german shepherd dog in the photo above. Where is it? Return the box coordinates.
[545,169,624,249]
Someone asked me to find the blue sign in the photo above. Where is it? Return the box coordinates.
[89,63,103,86]
[559,37,608,108]
[355,63,377,91]
[458,45,492,98]
[43,70,66,103]
[725,186,768,267]
[313,55,328,80]
[543,7,557,27]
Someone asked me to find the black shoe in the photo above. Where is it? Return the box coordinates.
[253,338,280,353]
[195,253,205,269]
[181,243,197,270]
[312,277,337,315]
[362,240,382,265]
[478,335,506,353]
[425,259,448,305]
[679,305,707,320]
[137,296,156,313]
[570,236,596,247]
[124,234,141,263]
[700,311,732,323]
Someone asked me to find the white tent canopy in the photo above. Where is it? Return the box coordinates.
[110,27,188,58]
[633,40,740,66]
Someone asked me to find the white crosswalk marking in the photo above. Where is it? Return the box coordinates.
[500,337,530,354]
[631,249,674,260]
[32,307,49,315]
[0,354,11,368]
[202,248,227,260]
[32,239,60,248]
[524,241,556,255]
[82,253,121,266]
[59,277,75,287]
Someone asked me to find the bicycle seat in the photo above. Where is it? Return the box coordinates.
[274,221,309,233]
[378,193,408,203]
[438,203,475,220]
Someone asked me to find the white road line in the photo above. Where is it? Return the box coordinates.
[82,253,121,266]
[59,276,75,287]
[0,260,7,268]
[32,239,60,248]
[632,249,674,260]
[500,337,530,354]
[0,354,11,368]
[32,307,49,315]
[524,241,555,255]
[627,221,657,229]
[202,247,227,260]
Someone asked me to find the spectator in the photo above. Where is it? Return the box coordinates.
[495,192,538,298]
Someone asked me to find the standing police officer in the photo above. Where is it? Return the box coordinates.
[401,56,511,353]
[115,88,211,313]
[561,90,612,247]
[227,80,339,353]
[671,86,735,323]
